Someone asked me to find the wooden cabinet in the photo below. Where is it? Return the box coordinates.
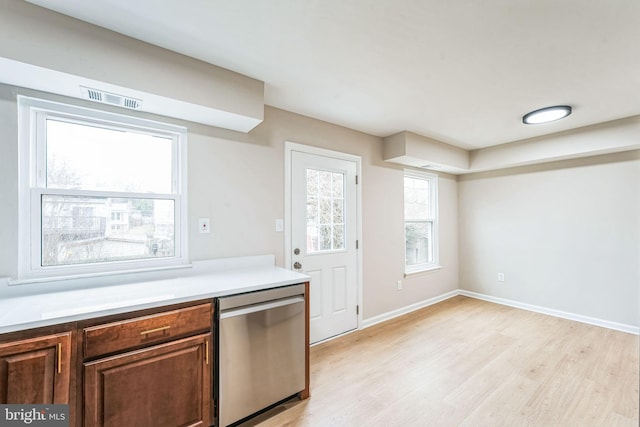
[0,285,310,427]
[82,303,213,427]
[0,332,72,404]
[84,334,211,427]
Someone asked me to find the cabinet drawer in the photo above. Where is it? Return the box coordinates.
[83,303,211,359]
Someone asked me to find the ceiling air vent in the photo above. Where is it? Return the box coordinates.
[80,86,143,110]
[85,87,103,102]
[123,98,141,109]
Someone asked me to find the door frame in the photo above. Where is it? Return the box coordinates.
[284,141,363,335]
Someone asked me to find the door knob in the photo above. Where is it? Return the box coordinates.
[293,248,300,255]
[293,261,302,269]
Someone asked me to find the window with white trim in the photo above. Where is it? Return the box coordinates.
[404,170,438,273]
[18,96,188,280]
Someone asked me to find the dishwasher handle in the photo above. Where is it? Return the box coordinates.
[219,296,304,319]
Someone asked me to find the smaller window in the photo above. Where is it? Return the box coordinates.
[404,171,439,273]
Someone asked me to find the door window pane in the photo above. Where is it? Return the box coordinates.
[41,195,174,266]
[319,198,332,224]
[332,173,344,197]
[306,168,345,253]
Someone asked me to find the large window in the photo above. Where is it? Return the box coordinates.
[18,96,188,280]
[404,171,438,273]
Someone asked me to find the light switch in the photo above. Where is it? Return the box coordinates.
[198,218,210,234]
[275,219,284,232]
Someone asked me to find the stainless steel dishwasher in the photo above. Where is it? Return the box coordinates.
[215,284,306,427]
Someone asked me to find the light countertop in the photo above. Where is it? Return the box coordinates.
[0,255,309,334]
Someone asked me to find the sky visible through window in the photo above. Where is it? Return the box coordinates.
[46,119,173,193]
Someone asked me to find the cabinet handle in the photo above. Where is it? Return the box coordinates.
[140,325,171,335]
[205,339,209,365]
[57,342,62,374]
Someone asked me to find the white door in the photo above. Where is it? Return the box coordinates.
[291,150,358,343]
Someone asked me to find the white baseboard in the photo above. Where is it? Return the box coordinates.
[361,290,459,329]
[459,290,640,335]
[359,289,639,336]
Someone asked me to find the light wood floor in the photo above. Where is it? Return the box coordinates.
[243,296,639,427]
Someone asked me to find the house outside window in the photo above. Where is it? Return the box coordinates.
[17,96,188,280]
[404,170,439,273]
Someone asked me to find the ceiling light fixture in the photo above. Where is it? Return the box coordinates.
[522,105,572,125]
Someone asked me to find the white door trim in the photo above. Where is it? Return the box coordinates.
[284,141,363,330]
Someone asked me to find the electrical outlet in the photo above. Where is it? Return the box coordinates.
[498,273,505,282]
[198,218,210,234]
[397,280,402,290]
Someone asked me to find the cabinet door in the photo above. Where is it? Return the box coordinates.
[84,333,211,427]
[0,332,72,404]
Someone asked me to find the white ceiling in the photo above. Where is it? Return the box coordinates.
[25,0,640,150]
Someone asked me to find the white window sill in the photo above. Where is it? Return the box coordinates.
[404,265,442,278]
[8,263,193,287]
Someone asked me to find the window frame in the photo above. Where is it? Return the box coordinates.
[305,167,347,255]
[403,169,439,274]
[17,96,189,281]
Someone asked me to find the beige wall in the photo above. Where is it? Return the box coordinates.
[458,151,640,326]
[0,86,19,278]
[0,84,459,320]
